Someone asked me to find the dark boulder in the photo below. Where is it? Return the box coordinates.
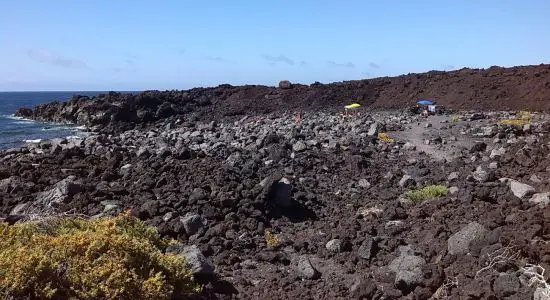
[155,102,177,119]
[278,80,293,89]
[15,108,33,118]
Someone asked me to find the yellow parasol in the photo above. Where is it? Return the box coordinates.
[344,103,361,110]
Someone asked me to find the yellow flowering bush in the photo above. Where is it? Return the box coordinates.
[499,110,532,126]
[378,132,394,143]
[264,229,281,248]
[0,212,199,299]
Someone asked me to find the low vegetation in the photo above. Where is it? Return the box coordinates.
[378,132,394,143]
[403,185,448,201]
[264,229,281,248]
[498,110,532,126]
[0,211,199,299]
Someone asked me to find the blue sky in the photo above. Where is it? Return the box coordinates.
[1,0,549,91]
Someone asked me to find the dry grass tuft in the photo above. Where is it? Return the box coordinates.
[475,245,550,298]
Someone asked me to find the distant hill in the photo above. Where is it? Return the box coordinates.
[16,64,550,132]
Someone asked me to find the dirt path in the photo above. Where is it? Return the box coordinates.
[387,114,483,162]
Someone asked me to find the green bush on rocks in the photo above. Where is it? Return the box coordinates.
[403,185,448,201]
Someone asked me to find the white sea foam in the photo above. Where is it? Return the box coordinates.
[2,113,88,149]
[41,126,72,131]
[13,120,35,125]
[1,114,26,120]
[2,115,28,122]
[24,139,42,143]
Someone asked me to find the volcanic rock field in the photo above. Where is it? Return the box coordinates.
[3,64,550,299]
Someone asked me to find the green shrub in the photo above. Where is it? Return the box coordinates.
[403,185,448,201]
[0,211,199,299]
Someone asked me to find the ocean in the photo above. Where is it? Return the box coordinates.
[0,91,113,150]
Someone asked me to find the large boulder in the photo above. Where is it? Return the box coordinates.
[534,287,550,300]
[10,203,30,215]
[447,222,488,255]
[492,273,520,298]
[357,235,377,260]
[470,142,487,153]
[35,176,84,207]
[367,122,379,136]
[388,246,426,293]
[448,172,459,182]
[0,176,19,193]
[180,214,207,235]
[278,80,293,89]
[167,244,214,276]
[257,174,295,209]
[515,149,535,167]
[490,147,506,160]
[508,180,536,199]
[473,166,493,183]
[296,255,320,280]
[529,192,550,207]
[273,177,293,208]
[399,175,415,188]
[326,239,344,253]
[155,102,176,119]
[292,141,307,152]
[349,276,377,298]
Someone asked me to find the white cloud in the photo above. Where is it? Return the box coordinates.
[327,61,355,68]
[262,54,295,65]
[27,48,88,69]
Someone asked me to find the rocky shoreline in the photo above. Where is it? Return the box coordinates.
[3,65,550,299]
[2,107,550,299]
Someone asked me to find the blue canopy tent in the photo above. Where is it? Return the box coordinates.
[416,100,434,105]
